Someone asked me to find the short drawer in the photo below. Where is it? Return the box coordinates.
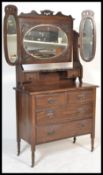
[36,107,64,125]
[36,92,66,109]
[64,103,93,120]
[67,70,80,78]
[36,119,92,144]
[67,89,93,104]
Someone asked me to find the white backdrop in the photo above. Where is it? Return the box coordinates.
[2,2,101,141]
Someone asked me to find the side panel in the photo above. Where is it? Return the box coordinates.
[16,91,35,144]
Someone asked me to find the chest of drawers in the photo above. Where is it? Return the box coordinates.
[15,83,96,167]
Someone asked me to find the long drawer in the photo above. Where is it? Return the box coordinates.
[36,119,92,144]
[36,92,66,109]
[36,103,93,125]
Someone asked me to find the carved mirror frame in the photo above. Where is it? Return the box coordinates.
[19,10,73,64]
[79,10,96,62]
[4,5,19,65]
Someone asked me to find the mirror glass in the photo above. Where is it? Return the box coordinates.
[82,18,93,61]
[23,24,68,59]
[7,15,17,63]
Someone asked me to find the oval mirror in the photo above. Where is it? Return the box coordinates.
[79,10,96,62]
[23,24,68,59]
[7,15,17,63]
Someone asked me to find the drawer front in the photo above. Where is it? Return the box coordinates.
[36,119,92,144]
[36,92,66,109]
[67,89,93,104]
[64,103,93,120]
[67,70,80,78]
[36,107,64,125]
[36,103,93,125]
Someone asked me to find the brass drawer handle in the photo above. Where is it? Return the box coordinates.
[47,130,55,135]
[48,98,56,104]
[46,109,55,119]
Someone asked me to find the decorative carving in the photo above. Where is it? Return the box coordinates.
[5,5,17,15]
[59,24,70,32]
[81,10,94,19]
[55,12,74,19]
[55,11,71,17]
[41,10,54,15]
[55,11,64,16]
[21,23,30,34]
[19,9,73,18]
[20,10,39,16]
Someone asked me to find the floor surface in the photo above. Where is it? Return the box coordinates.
[2,135,101,173]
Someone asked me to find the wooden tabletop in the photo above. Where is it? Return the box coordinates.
[13,81,98,95]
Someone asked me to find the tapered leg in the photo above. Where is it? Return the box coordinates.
[17,139,21,156]
[31,147,35,167]
[29,95,36,167]
[91,134,94,152]
[73,136,76,143]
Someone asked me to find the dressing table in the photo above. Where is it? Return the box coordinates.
[4,5,97,167]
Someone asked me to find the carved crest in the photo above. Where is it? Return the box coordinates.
[19,9,73,18]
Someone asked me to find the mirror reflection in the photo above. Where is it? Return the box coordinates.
[23,25,68,59]
[82,18,94,61]
[7,15,17,63]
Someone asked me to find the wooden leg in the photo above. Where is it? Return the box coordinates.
[73,136,76,143]
[79,77,82,85]
[17,139,21,156]
[31,147,35,167]
[91,134,94,152]
[29,95,36,167]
